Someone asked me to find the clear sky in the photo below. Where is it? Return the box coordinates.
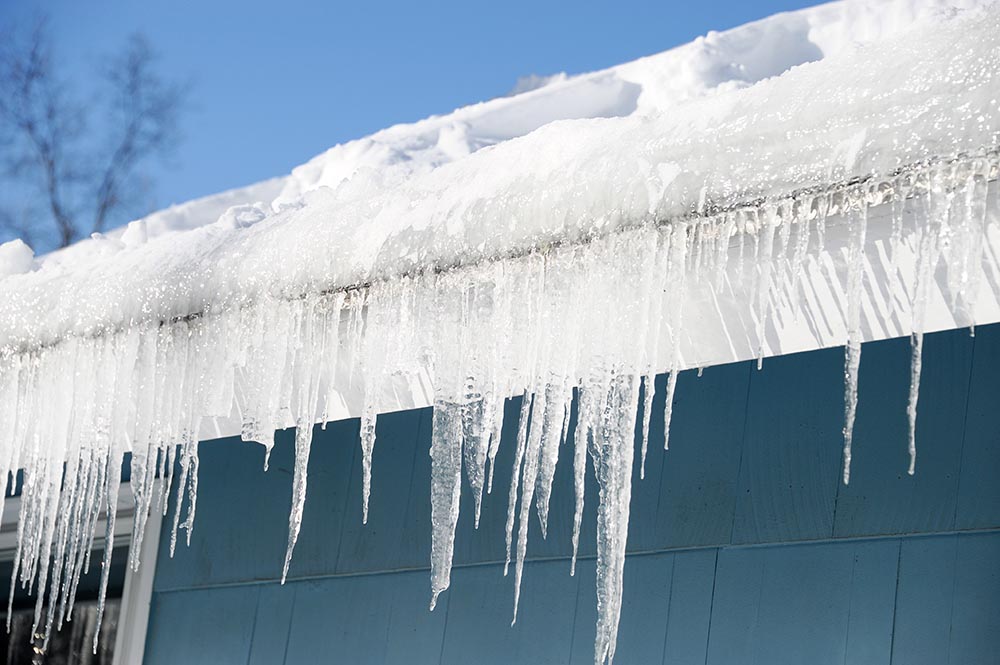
[1,0,820,212]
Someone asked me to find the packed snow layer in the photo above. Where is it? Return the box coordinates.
[0,1,999,663]
[1,0,997,352]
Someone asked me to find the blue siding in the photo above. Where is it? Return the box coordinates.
[144,326,1000,664]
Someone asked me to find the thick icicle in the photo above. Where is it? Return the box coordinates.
[429,402,464,611]
[591,373,640,665]
[511,388,548,624]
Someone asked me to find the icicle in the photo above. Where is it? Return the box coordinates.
[504,393,532,576]
[591,373,640,665]
[511,387,547,624]
[485,393,505,496]
[841,187,869,485]
[534,382,569,539]
[639,374,654,480]
[906,167,954,476]
[663,223,688,451]
[282,424,314,583]
[907,331,922,476]
[359,404,377,524]
[755,208,777,369]
[571,386,591,577]
[429,402,463,611]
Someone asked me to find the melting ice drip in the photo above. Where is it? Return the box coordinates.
[0,152,997,663]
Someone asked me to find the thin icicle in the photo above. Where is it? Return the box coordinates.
[639,374,654,479]
[662,224,688,450]
[841,188,869,486]
[504,392,532,577]
[511,387,547,624]
[906,168,954,476]
[462,396,489,529]
[359,405,377,524]
[571,386,591,577]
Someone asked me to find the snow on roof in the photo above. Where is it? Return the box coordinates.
[1,0,996,352]
[0,2,998,662]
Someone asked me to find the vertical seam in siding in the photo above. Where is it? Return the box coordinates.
[436,587,452,665]
[280,587,298,665]
[566,564,585,665]
[333,419,362,573]
[729,361,754,545]
[839,547,859,665]
[944,536,960,665]
[701,548,721,665]
[951,331,977,531]
[244,586,263,665]
[887,538,904,665]
[658,554,676,665]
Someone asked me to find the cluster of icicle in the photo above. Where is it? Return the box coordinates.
[0,150,997,663]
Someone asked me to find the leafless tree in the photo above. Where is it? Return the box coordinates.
[0,20,185,250]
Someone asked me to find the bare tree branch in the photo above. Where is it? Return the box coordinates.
[0,20,185,249]
[92,35,182,234]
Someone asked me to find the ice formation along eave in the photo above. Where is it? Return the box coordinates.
[1,3,999,664]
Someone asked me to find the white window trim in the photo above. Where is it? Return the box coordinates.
[0,485,162,665]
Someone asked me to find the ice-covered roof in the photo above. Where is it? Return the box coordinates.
[1,0,996,352]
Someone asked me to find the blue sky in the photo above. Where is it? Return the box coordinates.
[1,0,819,212]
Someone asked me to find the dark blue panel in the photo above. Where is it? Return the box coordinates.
[284,576,391,664]
[382,570,451,665]
[142,324,1000,665]
[644,363,749,550]
[440,559,578,665]
[891,535,958,665]
[843,539,899,665]
[335,408,429,574]
[662,549,717,665]
[144,586,257,665]
[948,532,1000,664]
[704,545,766,664]
[707,539,899,665]
[612,552,673,664]
[835,331,972,537]
[957,325,1000,530]
[751,542,854,665]
[732,347,843,544]
[153,419,359,591]
[281,570,448,665]
[247,584,296,665]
